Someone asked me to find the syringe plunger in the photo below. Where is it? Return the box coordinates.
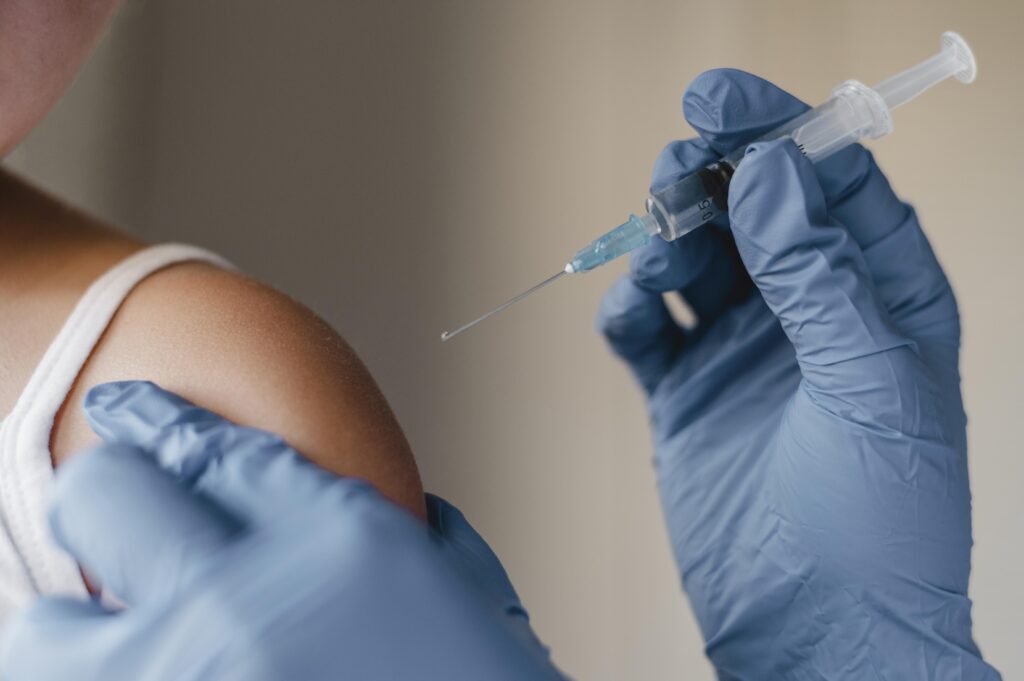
[874,31,976,110]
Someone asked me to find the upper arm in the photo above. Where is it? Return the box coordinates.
[51,261,426,519]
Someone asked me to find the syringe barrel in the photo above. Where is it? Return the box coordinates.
[648,32,975,243]
[648,78,892,241]
[570,32,975,273]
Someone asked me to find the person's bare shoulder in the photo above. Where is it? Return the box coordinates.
[51,261,426,518]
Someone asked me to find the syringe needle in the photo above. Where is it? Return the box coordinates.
[441,269,568,342]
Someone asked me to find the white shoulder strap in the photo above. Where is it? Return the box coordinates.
[0,244,234,595]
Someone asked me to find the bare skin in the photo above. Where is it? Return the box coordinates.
[0,171,426,519]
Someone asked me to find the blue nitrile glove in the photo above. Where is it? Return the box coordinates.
[597,69,1001,680]
[0,381,564,681]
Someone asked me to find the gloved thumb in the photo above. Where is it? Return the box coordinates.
[427,494,527,621]
[728,139,912,393]
[427,495,552,661]
[49,443,242,606]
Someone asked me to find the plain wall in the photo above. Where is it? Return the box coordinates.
[10,1,1022,678]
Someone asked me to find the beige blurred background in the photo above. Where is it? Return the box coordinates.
[7,0,1022,678]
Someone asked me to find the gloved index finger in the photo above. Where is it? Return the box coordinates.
[83,380,369,526]
[682,68,808,157]
[84,380,295,483]
[84,380,235,482]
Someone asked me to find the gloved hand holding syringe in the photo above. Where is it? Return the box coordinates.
[441,31,976,341]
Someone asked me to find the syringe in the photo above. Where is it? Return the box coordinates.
[441,31,976,342]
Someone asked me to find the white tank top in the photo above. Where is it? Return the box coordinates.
[0,244,233,623]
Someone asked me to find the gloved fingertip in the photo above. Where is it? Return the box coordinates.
[83,381,225,458]
[83,380,182,441]
[82,383,133,438]
[84,380,157,412]
[682,69,731,131]
[683,69,808,153]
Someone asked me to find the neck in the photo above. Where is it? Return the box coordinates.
[0,166,143,414]
[0,167,140,287]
